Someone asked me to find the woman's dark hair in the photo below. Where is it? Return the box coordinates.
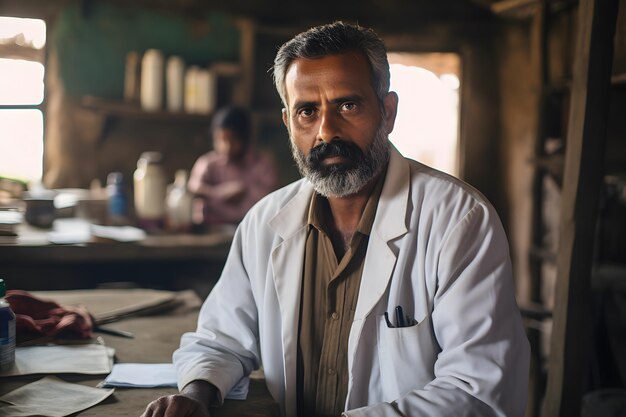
[211,106,251,146]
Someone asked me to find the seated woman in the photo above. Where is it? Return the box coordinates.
[188,106,279,226]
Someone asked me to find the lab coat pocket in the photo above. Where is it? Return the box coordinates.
[376,314,438,402]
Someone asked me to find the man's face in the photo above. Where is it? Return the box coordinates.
[282,52,398,197]
[213,128,244,160]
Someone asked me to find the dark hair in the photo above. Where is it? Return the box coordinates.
[211,106,251,146]
[272,21,390,108]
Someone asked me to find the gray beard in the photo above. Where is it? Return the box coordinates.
[289,124,390,198]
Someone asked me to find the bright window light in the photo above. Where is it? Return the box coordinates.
[0,59,45,104]
[388,57,460,177]
[0,16,46,183]
[0,110,44,181]
[0,16,46,49]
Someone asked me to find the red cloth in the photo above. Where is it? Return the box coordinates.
[6,290,93,342]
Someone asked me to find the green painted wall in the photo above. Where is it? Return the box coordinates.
[51,2,240,98]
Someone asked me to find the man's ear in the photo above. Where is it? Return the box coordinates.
[282,108,289,129]
[382,92,399,134]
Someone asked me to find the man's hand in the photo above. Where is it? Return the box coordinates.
[141,393,210,417]
[142,380,218,417]
[217,181,246,202]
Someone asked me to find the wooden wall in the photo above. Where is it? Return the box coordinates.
[42,2,241,189]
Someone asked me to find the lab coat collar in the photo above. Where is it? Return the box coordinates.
[353,145,410,325]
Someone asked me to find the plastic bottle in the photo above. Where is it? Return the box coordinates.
[195,68,216,114]
[166,170,193,232]
[184,65,200,113]
[140,49,164,111]
[166,56,185,112]
[134,152,166,231]
[106,172,129,226]
[124,51,140,103]
[0,279,16,371]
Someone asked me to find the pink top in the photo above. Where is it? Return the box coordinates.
[188,149,279,225]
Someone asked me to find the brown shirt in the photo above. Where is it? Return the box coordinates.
[296,176,384,417]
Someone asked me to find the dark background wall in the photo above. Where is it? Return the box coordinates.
[51,2,240,98]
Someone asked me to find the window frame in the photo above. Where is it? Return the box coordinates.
[0,17,47,182]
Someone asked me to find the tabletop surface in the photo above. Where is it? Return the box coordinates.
[0,289,280,417]
[0,222,234,263]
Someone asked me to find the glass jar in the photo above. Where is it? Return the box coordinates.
[133,151,166,231]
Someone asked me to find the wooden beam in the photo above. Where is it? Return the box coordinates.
[233,18,255,107]
[491,0,538,18]
[541,0,619,416]
[527,4,548,416]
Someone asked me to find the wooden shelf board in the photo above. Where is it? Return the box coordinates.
[491,0,576,18]
[80,96,212,123]
[491,0,538,18]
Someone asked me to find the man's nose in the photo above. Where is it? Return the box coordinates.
[317,109,341,143]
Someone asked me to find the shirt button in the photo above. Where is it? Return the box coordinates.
[328,368,336,375]
[331,312,339,320]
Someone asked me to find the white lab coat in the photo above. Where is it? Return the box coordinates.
[174,146,530,417]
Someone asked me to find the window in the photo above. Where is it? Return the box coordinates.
[387,52,461,177]
[0,16,46,183]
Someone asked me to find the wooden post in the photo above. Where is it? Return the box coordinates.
[527,3,548,416]
[541,0,619,416]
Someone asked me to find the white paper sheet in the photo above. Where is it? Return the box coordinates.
[99,363,249,399]
[0,344,114,377]
[99,363,177,388]
[0,376,114,417]
[90,224,146,242]
[46,218,92,244]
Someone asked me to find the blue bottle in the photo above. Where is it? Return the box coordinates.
[107,172,129,226]
[0,278,16,371]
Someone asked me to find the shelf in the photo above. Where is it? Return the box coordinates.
[490,0,537,18]
[490,0,577,19]
[80,96,213,124]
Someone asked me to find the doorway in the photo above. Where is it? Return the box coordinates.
[387,52,461,177]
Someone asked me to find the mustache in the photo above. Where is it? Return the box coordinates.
[307,140,364,165]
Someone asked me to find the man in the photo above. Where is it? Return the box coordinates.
[187,106,279,226]
[143,22,529,417]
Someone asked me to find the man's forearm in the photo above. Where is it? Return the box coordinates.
[181,380,219,411]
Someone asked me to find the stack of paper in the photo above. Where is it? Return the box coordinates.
[0,210,21,236]
[0,344,114,377]
[0,376,114,417]
[99,363,177,388]
[99,363,249,400]
[32,288,184,325]
[90,224,146,242]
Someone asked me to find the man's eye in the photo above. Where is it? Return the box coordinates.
[299,108,315,117]
[342,102,356,111]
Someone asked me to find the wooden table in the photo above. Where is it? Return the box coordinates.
[0,223,234,295]
[0,222,234,262]
[0,289,280,417]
